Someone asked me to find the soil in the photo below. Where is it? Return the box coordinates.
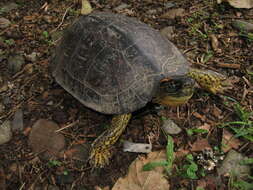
[0,0,252,189]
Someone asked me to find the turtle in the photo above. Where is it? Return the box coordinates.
[51,12,226,168]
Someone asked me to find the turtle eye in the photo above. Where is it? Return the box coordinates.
[160,80,183,94]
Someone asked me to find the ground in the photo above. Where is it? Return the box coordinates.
[0,0,252,189]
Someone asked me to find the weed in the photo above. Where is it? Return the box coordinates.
[220,102,253,142]
[47,160,62,167]
[186,128,208,136]
[143,135,174,174]
[180,154,199,179]
[4,39,15,46]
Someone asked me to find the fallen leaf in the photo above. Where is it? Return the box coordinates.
[222,129,242,152]
[112,151,170,190]
[217,0,253,9]
[190,138,212,152]
[160,8,185,19]
[81,0,92,15]
[210,34,221,53]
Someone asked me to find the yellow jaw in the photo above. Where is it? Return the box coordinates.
[154,94,193,107]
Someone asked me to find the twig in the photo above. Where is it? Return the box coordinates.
[55,120,79,132]
[51,6,73,33]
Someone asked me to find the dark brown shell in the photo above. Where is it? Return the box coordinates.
[52,12,189,114]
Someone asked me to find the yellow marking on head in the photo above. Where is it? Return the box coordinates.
[188,68,226,94]
[155,94,193,107]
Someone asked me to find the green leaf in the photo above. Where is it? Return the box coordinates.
[187,128,208,136]
[142,161,168,171]
[240,158,253,165]
[166,135,174,168]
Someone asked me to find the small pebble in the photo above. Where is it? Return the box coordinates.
[7,54,25,74]
[217,150,251,180]
[0,17,11,29]
[161,118,182,135]
[12,109,23,131]
[0,121,12,145]
[123,140,152,153]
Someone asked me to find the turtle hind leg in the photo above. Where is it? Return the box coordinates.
[188,68,226,94]
[89,113,132,168]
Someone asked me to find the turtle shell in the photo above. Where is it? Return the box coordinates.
[52,12,189,114]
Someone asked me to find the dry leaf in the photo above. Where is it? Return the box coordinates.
[222,129,242,152]
[190,138,212,152]
[81,0,92,15]
[112,151,170,190]
[217,0,253,9]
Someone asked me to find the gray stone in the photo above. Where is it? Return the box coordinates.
[25,52,39,62]
[12,109,23,131]
[29,119,66,160]
[0,3,18,14]
[0,103,4,114]
[7,54,25,73]
[114,3,131,11]
[164,2,176,8]
[0,83,8,93]
[217,150,251,180]
[0,17,11,29]
[161,118,182,135]
[160,26,174,40]
[47,185,60,190]
[160,8,185,19]
[0,121,12,145]
[232,20,253,32]
[56,173,75,184]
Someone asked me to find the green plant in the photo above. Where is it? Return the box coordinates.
[42,31,53,45]
[229,174,253,190]
[220,103,253,142]
[186,128,208,136]
[48,160,62,167]
[4,39,15,46]
[180,154,199,179]
[143,135,174,174]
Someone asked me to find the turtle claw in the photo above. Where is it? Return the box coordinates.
[89,146,112,168]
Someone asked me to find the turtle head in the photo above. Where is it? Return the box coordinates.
[153,77,195,107]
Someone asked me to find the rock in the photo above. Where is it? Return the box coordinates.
[161,118,182,135]
[164,2,176,8]
[12,109,23,131]
[160,8,185,19]
[56,172,75,185]
[66,144,90,161]
[47,185,60,190]
[0,3,18,14]
[29,119,66,160]
[0,103,4,114]
[0,83,8,93]
[25,52,39,62]
[217,150,251,180]
[0,121,12,145]
[232,20,253,32]
[7,54,25,73]
[160,26,174,40]
[0,18,11,29]
[114,3,131,11]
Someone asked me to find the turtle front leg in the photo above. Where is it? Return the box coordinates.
[188,68,227,94]
[90,113,132,168]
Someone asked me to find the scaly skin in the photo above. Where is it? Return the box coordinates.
[188,68,226,94]
[89,68,226,168]
[90,113,132,168]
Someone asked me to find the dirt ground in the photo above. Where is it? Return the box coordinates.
[0,0,252,189]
